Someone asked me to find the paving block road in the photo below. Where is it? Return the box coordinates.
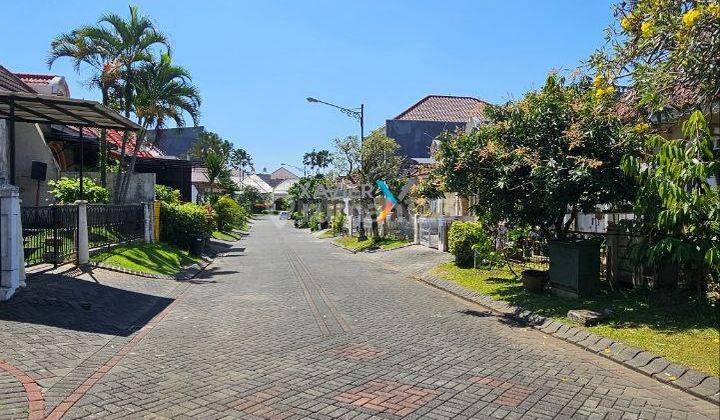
[1,216,717,419]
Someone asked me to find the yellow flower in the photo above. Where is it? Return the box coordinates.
[595,88,605,99]
[621,16,633,31]
[593,75,604,88]
[682,8,701,27]
[641,21,654,37]
[709,3,720,18]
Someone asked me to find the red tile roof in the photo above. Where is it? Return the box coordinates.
[15,73,56,85]
[67,126,165,159]
[0,65,36,93]
[393,95,489,122]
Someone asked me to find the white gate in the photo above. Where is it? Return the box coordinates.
[418,217,439,249]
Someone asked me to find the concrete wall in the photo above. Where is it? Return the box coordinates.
[15,123,61,206]
[61,171,156,203]
[385,119,466,159]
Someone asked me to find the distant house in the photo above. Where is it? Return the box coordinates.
[238,167,299,210]
[386,95,488,160]
[385,95,490,217]
[146,126,205,161]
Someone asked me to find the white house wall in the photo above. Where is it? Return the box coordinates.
[14,123,60,206]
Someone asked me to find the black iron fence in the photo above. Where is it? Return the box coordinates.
[21,203,144,267]
[87,204,144,251]
[21,205,78,266]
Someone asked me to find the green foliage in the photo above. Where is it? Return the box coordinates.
[213,195,248,231]
[308,210,325,231]
[359,130,403,188]
[160,202,216,249]
[191,131,232,162]
[48,177,110,203]
[448,221,487,267]
[237,186,265,210]
[331,212,346,235]
[303,149,332,173]
[433,74,638,240]
[621,111,720,292]
[154,184,180,204]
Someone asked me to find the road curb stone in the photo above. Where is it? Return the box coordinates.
[415,271,720,405]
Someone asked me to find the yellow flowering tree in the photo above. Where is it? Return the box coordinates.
[591,0,720,112]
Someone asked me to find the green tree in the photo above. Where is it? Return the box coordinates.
[622,111,720,296]
[48,6,169,191]
[433,74,638,240]
[191,131,232,162]
[331,135,360,178]
[118,53,201,201]
[303,149,332,173]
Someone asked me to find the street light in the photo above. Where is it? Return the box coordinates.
[306,96,367,240]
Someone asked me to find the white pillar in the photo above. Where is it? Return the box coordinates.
[0,181,21,300]
[75,200,89,264]
[413,214,420,245]
[143,202,152,243]
[438,218,448,253]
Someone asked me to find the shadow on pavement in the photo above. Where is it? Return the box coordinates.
[0,272,173,336]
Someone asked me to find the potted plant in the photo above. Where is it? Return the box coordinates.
[521,269,548,293]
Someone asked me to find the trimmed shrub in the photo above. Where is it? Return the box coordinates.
[48,177,110,203]
[308,210,325,231]
[448,221,487,267]
[160,202,216,249]
[331,212,346,235]
[213,195,246,231]
[155,184,180,204]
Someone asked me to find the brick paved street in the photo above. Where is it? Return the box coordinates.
[1,216,717,419]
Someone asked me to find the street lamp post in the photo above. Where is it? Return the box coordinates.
[306,97,367,240]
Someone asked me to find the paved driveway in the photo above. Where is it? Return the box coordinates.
[1,217,716,419]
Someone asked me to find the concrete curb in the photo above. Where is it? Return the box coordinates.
[414,271,720,405]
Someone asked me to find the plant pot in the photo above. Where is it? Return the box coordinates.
[522,269,548,293]
[189,235,204,257]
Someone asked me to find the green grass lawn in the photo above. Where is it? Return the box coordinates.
[91,242,200,276]
[335,236,411,252]
[432,262,720,376]
[212,230,241,241]
[317,230,336,239]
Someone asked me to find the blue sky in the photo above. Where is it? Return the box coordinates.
[1,1,615,174]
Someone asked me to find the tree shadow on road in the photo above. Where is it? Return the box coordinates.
[0,272,173,336]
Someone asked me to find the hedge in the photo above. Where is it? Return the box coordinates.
[447,221,487,267]
[213,195,248,231]
[160,202,216,249]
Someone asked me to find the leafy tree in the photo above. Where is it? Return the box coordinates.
[154,184,180,204]
[591,0,720,113]
[48,6,169,188]
[230,148,252,173]
[433,73,638,240]
[359,130,403,189]
[48,177,110,204]
[191,131,232,162]
[332,136,360,178]
[303,149,332,173]
[622,111,719,296]
[118,53,201,201]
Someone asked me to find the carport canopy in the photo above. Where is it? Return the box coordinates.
[0,91,141,131]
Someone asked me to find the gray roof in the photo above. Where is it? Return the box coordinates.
[256,173,286,188]
[146,126,205,159]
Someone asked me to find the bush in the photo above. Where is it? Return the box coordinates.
[160,202,216,249]
[308,210,325,231]
[213,195,247,231]
[48,177,109,203]
[155,184,180,204]
[331,212,346,235]
[448,221,488,267]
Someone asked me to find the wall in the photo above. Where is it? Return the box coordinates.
[385,119,466,158]
[0,120,7,179]
[60,171,156,203]
[14,123,61,206]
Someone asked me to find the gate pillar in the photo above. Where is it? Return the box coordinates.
[75,200,89,264]
[0,177,21,300]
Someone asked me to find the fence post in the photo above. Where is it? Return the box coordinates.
[153,201,161,241]
[438,218,449,253]
[0,179,21,300]
[75,200,89,264]
[143,202,152,243]
[413,214,420,244]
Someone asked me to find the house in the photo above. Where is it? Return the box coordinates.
[146,126,205,161]
[385,95,490,217]
[238,167,299,210]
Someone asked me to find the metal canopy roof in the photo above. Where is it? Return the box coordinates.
[0,91,141,131]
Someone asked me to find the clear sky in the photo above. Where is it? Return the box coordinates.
[1,1,615,174]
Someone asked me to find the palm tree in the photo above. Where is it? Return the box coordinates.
[48,6,169,195]
[230,148,252,185]
[118,53,200,201]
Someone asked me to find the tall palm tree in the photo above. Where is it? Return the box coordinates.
[231,148,252,186]
[118,53,201,200]
[48,6,169,194]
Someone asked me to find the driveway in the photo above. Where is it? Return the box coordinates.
[1,216,716,419]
